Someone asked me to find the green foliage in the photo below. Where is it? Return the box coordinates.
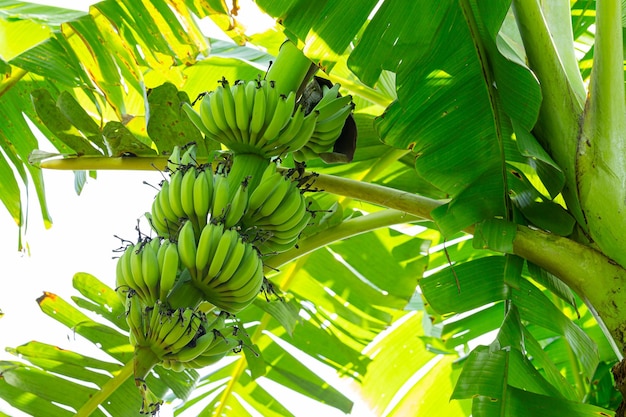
[1,0,625,416]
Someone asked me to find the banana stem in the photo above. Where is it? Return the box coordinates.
[265,40,317,97]
[228,153,270,192]
[75,360,134,417]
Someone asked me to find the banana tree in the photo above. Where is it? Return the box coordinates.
[1,0,624,416]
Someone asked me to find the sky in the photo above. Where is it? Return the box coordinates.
[0,2,372,416]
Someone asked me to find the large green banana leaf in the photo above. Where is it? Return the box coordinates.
[0,0,623,416]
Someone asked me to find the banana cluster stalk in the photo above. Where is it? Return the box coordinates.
[241,162,313,254]
[177,221,265,313]
[293,83,355,161]
[185,77,320,158]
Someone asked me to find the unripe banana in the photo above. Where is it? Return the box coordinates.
[199,93,223,136]
[219,80,238,138]
[208,234,246,287]
[257,91,294,147]
[314,101,354,134]
[251,175,291,221]
[215,260,263,303]
[126,293,146,345]
[246,171,284,215]
[207,228,238,282]
[278,108,318,153]
[209,87,230,134]
[177,220,197,277]
[224,179,248,229]
[146,303,161,343]
[180,167,197,221]
[273,104,305,147]
[169,170,187,219]
[193,168,213,228]
[167,146,182,172]
[249,82,267,145]
[180,144,197,166]
[146,209,168,238]
[214,243,262,293]
[157,180,178,226]
[130,244,151,301]
[233,81,250,138]
[195,223,218,282]
[161,308,196,350]
[164,329,216,363]
[121,245,142,298]
[263,80,278,129]
[141,241,161,304]
[259,184,305,226]
[159,241,179,301]
[115,251,130,296]
[211,173,231,222]
[156,308,183,345]
[166,311,202,352]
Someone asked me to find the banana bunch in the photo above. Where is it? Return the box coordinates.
[241,162,312,254]
[293,83,354,161]
[125,293,238,371]
[193,77,319,158]
[177,220,265,313]
[148,161,250,239]
[115,238,180,306]
[160,313,240,371]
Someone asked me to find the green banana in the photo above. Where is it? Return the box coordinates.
[219,80,239,139]
[262,80,279,131]
[167,146,182,172]
[156,308,183,345]
[214,243,262,292]
[164,328,216,363]
[211,173,231,222]
[177,220,197,277]
[273,104,305,147]
[180,144,197,166]
[258,184,306,226]
[157,180,178,225]
[199,93,222,136]
[313,101,354,134]
[233,81,250,138]
[161,308,197,350]
[255,175,291,220]
[180,167,197,221]
[257,91,294,147]
[278,109,318,153]
[193,168,213,228]
[249,81,267,145]
[207,228,238,282]
[246,171,284,215]
[168,170,186,219]
[121,246,142,298]
[209,234,246,288]
[224,179,248,229]
[115,250,130,294]
[141,240,160,305]
[126,293,146,345]
[166,312,202,353]
[195,223,223,282]
[159,241,179,301]
[130,244,151,300]
[209,87,230,134]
